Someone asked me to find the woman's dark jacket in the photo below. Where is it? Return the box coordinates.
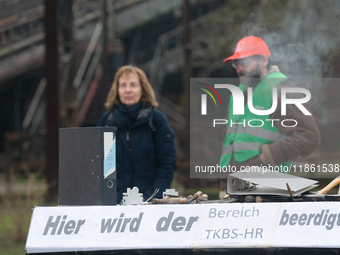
[97,102,176,202]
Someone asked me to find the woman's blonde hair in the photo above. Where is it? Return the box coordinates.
[104,65,159,110]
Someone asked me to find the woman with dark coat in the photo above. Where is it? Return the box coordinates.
[97,65,176,203]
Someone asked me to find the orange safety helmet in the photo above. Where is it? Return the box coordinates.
[223,36,271,63]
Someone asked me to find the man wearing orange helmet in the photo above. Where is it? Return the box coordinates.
[224,36,272,89]
[219,36,321,195]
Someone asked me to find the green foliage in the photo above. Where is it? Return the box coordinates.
[0,212,31,255]
[0,169,47,255]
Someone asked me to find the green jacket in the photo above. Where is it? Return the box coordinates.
[219,71,289,166]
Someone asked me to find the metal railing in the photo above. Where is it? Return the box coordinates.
[73,22,102,110]
[146,7,225,127]
[148,7,224,90]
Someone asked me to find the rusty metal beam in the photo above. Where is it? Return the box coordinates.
[44,0,59,202]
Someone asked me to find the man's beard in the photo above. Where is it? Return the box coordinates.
[240,64,262,88]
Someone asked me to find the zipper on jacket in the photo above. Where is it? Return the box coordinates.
[126,131,132,151]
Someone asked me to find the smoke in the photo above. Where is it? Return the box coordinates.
[241,0,340,78]
[239,0,340,125]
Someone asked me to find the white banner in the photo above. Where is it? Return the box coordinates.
[25,202,340,253]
